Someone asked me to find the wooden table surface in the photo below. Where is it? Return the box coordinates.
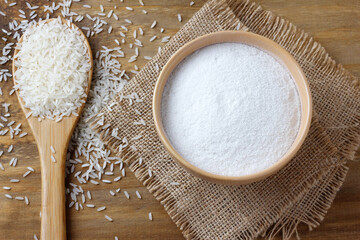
[0,0,359,239]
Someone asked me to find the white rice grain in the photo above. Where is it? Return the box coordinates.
[97,206,106,212]
[148,212,153,221]
[105,215,113,222]
[23,170,32,177]
[8,144,13,152]
[135,191,142,199]
[149,36,157,42]
[162,36,171,43]
[87,191,92,200]
[150,20,157,29]
[5,194,13,199]
[107,10,113,18]
[69,201,75,208]
[19,132,28,138]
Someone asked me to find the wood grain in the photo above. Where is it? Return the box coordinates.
[36,119,68,240]
[0,0,359,239]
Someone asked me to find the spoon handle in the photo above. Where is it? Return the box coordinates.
[36,123,68,240]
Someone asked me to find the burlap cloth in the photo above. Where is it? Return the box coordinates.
[91,0,360,239]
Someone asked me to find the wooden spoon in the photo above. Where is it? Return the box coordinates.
[12,18,93,240]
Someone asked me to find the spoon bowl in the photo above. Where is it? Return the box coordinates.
[12,18,93,240]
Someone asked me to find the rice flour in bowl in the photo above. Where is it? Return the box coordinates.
[153,31,312,185]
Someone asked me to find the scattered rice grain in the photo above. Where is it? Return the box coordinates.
[97,206,106,212]
[150,20,157,29]
[19,132,28,138]
[23,170,32,177]
[5,194,12,199]
[8,145,13,152]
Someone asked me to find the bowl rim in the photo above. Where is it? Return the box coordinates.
[153,31,313,185]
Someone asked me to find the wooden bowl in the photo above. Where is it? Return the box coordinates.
[153,31,312,185]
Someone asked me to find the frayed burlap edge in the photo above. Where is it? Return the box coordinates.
[266,163,348,239]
